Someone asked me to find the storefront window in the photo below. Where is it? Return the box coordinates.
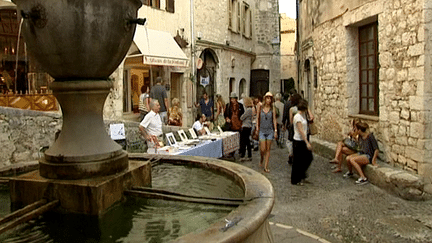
[0,8,51,94]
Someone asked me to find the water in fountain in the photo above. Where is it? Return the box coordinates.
[0,164,244,242]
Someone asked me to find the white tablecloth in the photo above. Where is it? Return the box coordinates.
[173,139,223,158]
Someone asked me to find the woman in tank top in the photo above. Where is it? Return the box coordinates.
[255,92,278,173]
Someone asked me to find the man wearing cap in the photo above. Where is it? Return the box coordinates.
[224,92,245,132]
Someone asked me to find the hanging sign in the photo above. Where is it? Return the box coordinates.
[200,76,210,87]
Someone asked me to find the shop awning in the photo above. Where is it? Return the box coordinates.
[127,28,189,68]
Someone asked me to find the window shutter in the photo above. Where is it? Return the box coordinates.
[166,0,174,13]
[249,10,252,38]
[237,1,241,33]
[242,4,246,35]
[228,0,233,30]
[151,0,160,8]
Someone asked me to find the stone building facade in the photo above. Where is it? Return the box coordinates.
[103,0,281,126]
[280,14,297,93]
[298,0,432,180]
[0,1,280,167]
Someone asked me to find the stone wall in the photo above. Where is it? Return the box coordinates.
[0,107,62,168]
[311,17,355,143]
[302,0,432,176]
[103,65,125,120]
[375,0,427,173]
[280,14,297,82]
[0,107,146,169]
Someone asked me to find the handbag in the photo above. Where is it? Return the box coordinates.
[343,137,359,151]
[308,121,318,135]
[285,140,293,156]
[287,124,294,141]
[306,109,318,135]
[252,128,259,141]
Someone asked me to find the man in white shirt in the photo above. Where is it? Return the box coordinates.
[192,114,207,135]
[139,100,163,148]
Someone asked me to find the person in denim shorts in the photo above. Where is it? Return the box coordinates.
[343,122,379,185]
[256,92,278,173]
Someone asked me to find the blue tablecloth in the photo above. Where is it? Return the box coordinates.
[173,139,223,158]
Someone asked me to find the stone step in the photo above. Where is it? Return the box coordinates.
[310,137,432,201]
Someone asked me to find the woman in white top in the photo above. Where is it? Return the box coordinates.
[291,99,313,185]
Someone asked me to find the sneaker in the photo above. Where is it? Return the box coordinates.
[355,177,368,185]
[246,157,252,161]
[343,172,354,178]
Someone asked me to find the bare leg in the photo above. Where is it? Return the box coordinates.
[346,154,354,173]
[264,140,272,172]
[333,147,356,173]
[259,140,265,167]
[330,141,344,163]
[347,154,369,178]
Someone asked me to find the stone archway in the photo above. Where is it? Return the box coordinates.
[239,78,247,97]
[196,49,218,104]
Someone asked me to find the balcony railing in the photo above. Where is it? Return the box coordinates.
[0,90,58,111]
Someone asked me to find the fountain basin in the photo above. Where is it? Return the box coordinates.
[13,0,142,80]
[9,160,151,215]
[8,154,274,242]
[129,154,275,243]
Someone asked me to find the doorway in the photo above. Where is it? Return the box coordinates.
[196,49,217,103]
[170,72,182,103]
[250,69,269,98]
[239,78,247,96]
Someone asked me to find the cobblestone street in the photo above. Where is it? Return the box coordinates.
[226,144,432,243]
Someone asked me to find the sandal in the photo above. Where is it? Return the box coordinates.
[329,159,339,164]
[332,168,342,173]
[263,168,270,173]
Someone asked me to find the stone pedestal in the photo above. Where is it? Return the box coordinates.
[40,80,128,179]
[9,160,151,215]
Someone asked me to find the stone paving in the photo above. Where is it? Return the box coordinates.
[224,141,432,243]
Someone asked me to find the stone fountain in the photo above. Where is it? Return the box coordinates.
[6,0,275,241]
[9,0,150,215]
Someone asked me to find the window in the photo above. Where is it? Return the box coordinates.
[237,2,241,33]
[228,0,233,30]
[166,0,174,13]
[359,22,379,115]
[143,0,160,8]
[242,3,252,38]
[249,10,252,38]
[242,3,248,35]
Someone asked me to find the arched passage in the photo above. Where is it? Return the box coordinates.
[196,49,218,102]
[239,78,247,97]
